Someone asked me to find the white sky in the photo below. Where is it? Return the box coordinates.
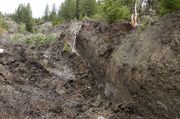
[0,0,64,18]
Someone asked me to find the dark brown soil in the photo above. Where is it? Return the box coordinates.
[0,42,134,119]
[0,11,179,119]
[76,11,180,119]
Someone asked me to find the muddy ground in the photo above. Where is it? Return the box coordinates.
[0,42,142,119]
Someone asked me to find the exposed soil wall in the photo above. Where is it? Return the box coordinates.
[76,11,180,119]
[0,11,179,119]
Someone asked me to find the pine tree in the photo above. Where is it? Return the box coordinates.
[76,0,80,20]
[44,4,50,22]
[60,0,76,21]
[50,3,57,20]
[14,3,33,32]
[25,3,33,32]
[49,3,58,25]
[80,0,97,17]
[100,0,130,23]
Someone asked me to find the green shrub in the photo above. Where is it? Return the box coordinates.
[0,18,7,29]
[10,33,26,44]
[63,42,71,52]
[91,14,104,21]
[19,22,26,33]
[101,0,130,24]
[138,21,148,31]
[26,33,57,44]
[11,33,57,45]
[51,17,65,26]
[160,0,180,15]
[0,28,6,36]
[0,15,7,35]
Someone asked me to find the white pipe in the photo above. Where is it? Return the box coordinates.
[0,48,4,53]
[97,116,105,119]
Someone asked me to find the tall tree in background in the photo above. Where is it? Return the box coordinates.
[100,0,130,23]
[59,0,97,21]
[60,0,76,21]
[76,0,80,20]
[80,0,97,17]
[25,3,33,32]
[14,4,24,23]
[14,3,33,32]
[49,3,58,25]
[44,4,50,22]
[49,3,57,21]
[58,5,61,17]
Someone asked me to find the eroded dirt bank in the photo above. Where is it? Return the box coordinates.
[0,11,180,119]
[0,43,114,119]
[0,37,141,118]
[76,11,180,119]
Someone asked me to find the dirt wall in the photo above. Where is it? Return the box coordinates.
[76,11,180,119]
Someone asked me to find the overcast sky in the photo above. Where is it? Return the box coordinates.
[0,0,64,18]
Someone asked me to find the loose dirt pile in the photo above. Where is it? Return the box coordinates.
[0,42,137,119]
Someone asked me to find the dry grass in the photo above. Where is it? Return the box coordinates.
[0,27,7,36]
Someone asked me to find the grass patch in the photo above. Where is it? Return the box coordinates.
[0,15,7,35]
[10,33,57,45]
[159,0,180,15]
[63,42,71,52]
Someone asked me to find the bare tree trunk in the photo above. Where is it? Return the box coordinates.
[131,0,138,27]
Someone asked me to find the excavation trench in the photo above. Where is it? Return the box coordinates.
[0,11,179,119]
[75,11,180,119]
